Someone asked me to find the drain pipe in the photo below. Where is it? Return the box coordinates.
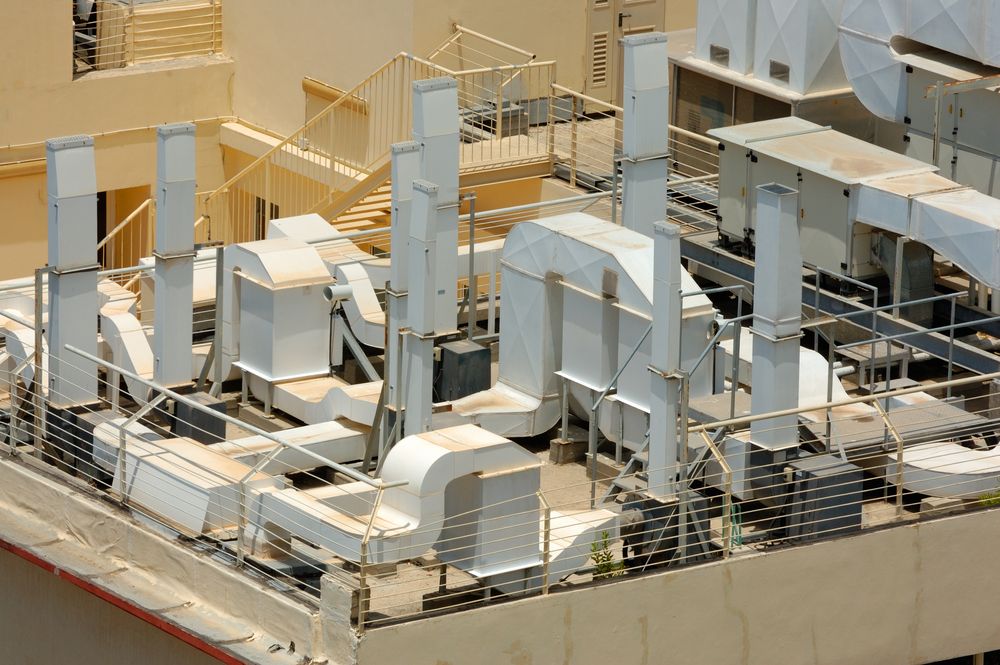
[648,221,684,499]
[749,183,802,451]
[620,33,669,238]
[153,123,196,387]
[46,136,99,407]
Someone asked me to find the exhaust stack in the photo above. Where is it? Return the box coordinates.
[749,183,802,450]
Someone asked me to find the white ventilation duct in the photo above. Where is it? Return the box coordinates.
[453,213,716,443]
[620,33,669,238]
[153,123,196,387]
[840,0,1000,124]
[749,183,802,451]
[46,136,99,407]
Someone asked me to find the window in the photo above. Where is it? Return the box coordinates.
[710,45,730,68]
[769,60,790,84]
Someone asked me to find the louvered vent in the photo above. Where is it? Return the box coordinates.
[591,32,609,86]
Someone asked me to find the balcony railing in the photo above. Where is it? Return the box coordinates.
[73,0,223,76]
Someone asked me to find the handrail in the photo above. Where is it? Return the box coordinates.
[551,83,623,112]
[453,24,536,61]
[97,198,153,251]
[690,366,1000,435]
[201,52,426,210]
[64,344,405,490]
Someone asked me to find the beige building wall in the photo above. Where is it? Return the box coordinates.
[0,548,222,665]
[226,0,699,136]
[360,509,1000,665]
[0,2,234,279]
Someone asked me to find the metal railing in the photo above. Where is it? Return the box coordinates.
[74,0,222,76]
[3,273,1000,633]
[350,370,1000,629]
[97,197,155,278]
[197,49,557,244]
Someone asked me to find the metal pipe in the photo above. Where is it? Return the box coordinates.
[692,367,1000,435]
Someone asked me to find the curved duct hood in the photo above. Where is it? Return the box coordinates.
[839,0,1000,123]
[453,213,716,439]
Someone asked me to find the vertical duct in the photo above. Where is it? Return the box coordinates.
[386,141,422,414]
[621,33,670,238]
[153,123,196,387]
[404,180,439,436]
[412,78,459,333]
[647,221,683,499]
[749,183,802,450]
[46,135,99,407]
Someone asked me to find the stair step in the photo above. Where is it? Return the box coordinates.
[346,200,393,214]
[634,451,648,465]
[613,475,646,493]
[332,220,376,231]
[335,210,390,223]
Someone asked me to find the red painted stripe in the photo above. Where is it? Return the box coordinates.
[0,538,247,665]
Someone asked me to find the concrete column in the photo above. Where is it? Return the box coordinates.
[153,123,196,387]
[621,33,670,238]
[46,136,99,407]
[404,180,439,436]
[749,183,802,450]
[648,221,683,498]
[387,141,421,414]
[412,78,459,333]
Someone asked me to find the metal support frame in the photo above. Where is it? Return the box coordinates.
[115,392,169,504]
[871,400,905,520]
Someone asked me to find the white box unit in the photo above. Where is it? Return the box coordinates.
[226,238,333,382]
[710,117,936,279]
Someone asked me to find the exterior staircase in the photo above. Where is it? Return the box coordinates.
[196,28,555,246]
[331,185,392,233]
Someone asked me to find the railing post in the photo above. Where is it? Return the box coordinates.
[466,193,477,340]
[210,0,219,54]
[546,85,557,166]
[32,267,47,454]
[947,295,957,398]
[129,0,136,66]
[236,475,248,568]
[495,71,504,147]
[358,486,384,634]
[7,364,18,456]
[538,490,551,595]
[570,96,578,187]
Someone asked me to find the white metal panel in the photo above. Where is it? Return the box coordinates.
[695,0,757,75]
[754,0,848,95]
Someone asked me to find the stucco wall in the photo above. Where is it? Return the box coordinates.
[359,510,1000,665]
[0,547,224,665]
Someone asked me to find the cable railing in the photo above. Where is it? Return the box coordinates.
[2,298,1000,633]
[73,0,222,76]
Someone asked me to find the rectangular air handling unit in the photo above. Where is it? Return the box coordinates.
[709,117,937,279]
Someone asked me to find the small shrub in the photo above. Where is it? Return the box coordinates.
[979,488,1000,508]
[590,530,624,580]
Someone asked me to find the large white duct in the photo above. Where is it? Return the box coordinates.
[857,171,1000,290]
[452,213,716,442]
[840,0,1000,124]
